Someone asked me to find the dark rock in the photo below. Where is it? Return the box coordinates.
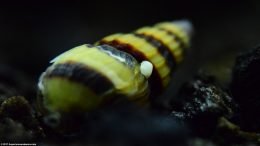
[0,118,33,142]
[0,96,44,140]
[230,46,260,132]
[214,117,260,145]
[171,73,236,137]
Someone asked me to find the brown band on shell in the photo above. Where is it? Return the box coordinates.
[99,40,164,95]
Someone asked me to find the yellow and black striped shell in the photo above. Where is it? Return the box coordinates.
[38,20,192,116]
[38,44,149,114]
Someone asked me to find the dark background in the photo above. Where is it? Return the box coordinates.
[0,0,259,98]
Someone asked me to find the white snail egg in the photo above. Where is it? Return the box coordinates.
[140,61,153,78]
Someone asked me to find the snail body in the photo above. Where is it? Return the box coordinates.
[37,20,193,130]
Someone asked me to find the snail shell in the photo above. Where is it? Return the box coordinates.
[37,20,193,131]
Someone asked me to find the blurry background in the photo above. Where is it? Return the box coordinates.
[0,0,259,99]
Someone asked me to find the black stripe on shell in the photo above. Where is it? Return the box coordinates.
[45,61,114,95]
[134,33,177,72]
[157,28,186,51]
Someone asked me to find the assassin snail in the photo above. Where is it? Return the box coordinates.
[37,20,193,131]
